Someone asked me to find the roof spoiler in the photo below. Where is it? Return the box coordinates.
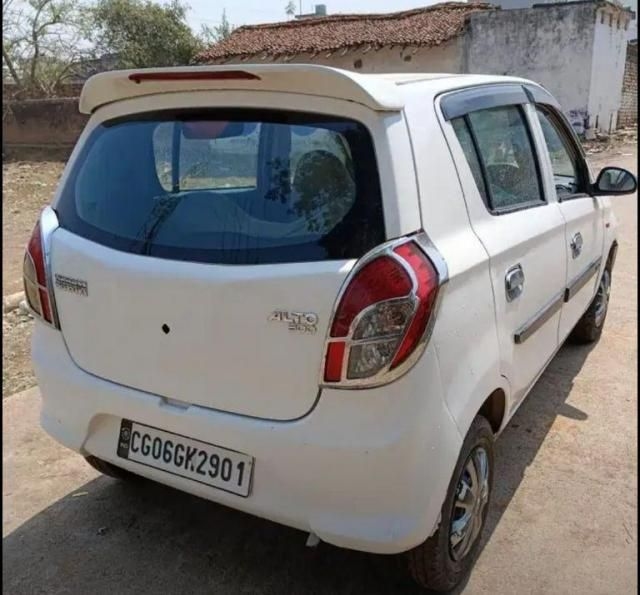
[79,64,404,114]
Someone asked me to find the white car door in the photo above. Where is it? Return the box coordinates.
[531,103,605,342]
[439,86,567,411]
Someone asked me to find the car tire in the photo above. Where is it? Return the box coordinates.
[85,455,137,481]
[568,268,611,344]
[406,415,494,592]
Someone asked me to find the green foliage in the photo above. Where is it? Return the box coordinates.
[2,0,241,95]
[285,1,296,17]
[200,9,234,45]
[2,0,94,94]
[91,0,203,68]
[215,8,233,41]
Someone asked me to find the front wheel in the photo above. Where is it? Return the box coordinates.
[406,416,494,592]
[569,268,611,344]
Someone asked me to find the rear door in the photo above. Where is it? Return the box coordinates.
[50,101,393,421]
[531,104,605,342]
[440,86,567,408]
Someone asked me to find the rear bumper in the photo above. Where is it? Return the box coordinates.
[33,322,462,554]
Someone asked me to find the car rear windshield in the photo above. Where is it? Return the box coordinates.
[55,108,385,265]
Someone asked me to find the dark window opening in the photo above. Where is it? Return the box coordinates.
[56,109,385,265]
[535,106,588,199]
[452,105,545,213]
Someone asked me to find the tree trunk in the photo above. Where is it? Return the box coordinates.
[2,44,21,86]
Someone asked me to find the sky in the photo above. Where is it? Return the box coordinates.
[184,0,444,32]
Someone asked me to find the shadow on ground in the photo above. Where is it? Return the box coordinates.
[3,341,594,595]
[452,340,595,593]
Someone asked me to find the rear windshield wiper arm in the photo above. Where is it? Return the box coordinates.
[138,193,184,255]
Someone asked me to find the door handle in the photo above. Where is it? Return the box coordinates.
[505,264,525,302]
[570,232,583,259]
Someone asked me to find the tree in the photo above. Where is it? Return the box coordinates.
[200,9,234,44]
[91,0,202,68]
[285,1,296,18]
[215,9,233,41]
[2,0,93,95]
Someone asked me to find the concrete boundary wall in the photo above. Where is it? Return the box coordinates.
[3,98,88,148]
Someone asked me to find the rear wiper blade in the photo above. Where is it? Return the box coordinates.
[137,193,185,255]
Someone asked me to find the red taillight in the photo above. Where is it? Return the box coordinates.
[330,256,412,338]
[324,341,346,382]
[128,71,260,84]
[323,237,442,387]
[390,242,440,369]
[23,215,58,328]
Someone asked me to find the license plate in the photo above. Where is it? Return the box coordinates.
[116,419,254,497]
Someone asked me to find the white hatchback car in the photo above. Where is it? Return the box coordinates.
[27,65,636,591]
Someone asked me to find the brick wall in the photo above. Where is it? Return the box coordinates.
[619,41,637,128]
[2,97,88,148]
[2,82,84,101]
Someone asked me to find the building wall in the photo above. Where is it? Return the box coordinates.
[3,98,87,148]
[492,0,533,9]
[588,6,632,132]
[2,81,84,101]
[213,4,633,134]
[214,38,464,74]
[494,0,637,39]
[619,41,638,126]
[624,0,638,38]
[464,4,598,133]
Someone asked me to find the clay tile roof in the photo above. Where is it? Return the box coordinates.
[195,2,495,63]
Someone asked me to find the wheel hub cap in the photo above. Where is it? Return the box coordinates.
[449,447,490,561]
[594,270,611,327]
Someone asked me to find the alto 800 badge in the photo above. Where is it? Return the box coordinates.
[268,310,318,334]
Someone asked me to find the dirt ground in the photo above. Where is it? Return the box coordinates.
[2,151,66,295]
[2,152,66,398]
[2,138,637,593]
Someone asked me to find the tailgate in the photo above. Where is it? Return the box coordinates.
[50,105,388,420]
[52,229,350,420]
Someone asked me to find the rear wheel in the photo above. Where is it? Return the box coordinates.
[406,416,494,592]
[569,268,611,344]
[85,455,136,481]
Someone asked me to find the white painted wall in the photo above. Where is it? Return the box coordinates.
[465,4,597,133]
[588,8,631,131]
[213,39,464,75]
[495,0,637,40]
[492,0,535,8]
[210,2,634,133]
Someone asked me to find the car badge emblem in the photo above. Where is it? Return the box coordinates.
[269,310,318,334]
[54,274,88,296]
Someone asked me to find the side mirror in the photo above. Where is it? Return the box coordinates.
[593,166,637,195]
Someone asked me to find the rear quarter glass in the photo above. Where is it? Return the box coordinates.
[55,108,386,265]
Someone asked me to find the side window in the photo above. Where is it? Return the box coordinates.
[451,118,489,207]
[535,107,583,198]
[451,106,545,213]
[467,107,544,210]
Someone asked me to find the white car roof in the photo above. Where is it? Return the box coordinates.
[79,64,535,115]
